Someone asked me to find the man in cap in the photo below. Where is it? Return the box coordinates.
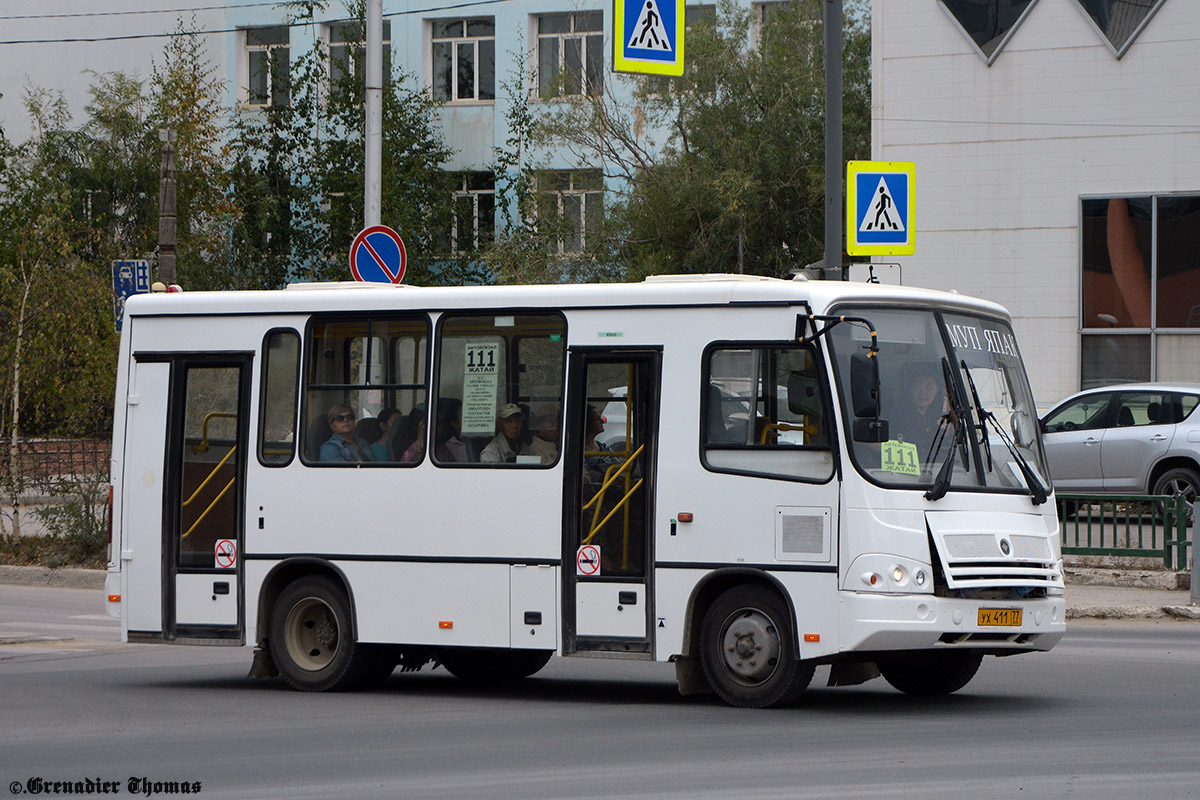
[480,403,554,464]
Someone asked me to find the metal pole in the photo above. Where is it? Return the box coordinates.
[823,0,844,278]
[1190,501,1198,606]
[364,0,383,229]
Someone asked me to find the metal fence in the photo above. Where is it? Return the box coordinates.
[0,438,110,487]
[1058,494,1192,570]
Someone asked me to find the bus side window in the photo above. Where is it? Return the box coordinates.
[259,329,300,466]
[433,312,566,466]
[302,315,429,465]
[701,344,833,482]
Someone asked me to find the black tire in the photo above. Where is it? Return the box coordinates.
[699,585,815,708]
[1153,467,1199,517]
[269,575,373,692]
[879,651,983,696]
[438,648,552,683]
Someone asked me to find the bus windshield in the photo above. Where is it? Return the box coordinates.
[827,306,1049,498]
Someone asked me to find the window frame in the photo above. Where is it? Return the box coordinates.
[300,313,431,467]
[699,339,837,484]
[430,17,496,103]
[243,25,291,109]
[536,11,605,100]
[1079,193,1200,388]
[257,328,301,468]
[431,310,568,469]
[327,19,393,101]
[449,172,496,255]
[536,169,604,255]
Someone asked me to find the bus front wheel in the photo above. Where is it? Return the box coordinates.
[879,651,983,695]
[699,585,814,708]
[269,575,372,692]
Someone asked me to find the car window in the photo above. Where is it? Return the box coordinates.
[1043,393,1111,433]
[1114,392,1172,427]
[1177,394,1199,423]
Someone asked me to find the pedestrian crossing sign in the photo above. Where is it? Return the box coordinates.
[847,161,915,256]
[614,0,685,76]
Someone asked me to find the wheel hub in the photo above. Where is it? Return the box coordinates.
[719,608,782,685]
[285,597,339,672]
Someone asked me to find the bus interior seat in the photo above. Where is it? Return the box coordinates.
[306,416,331,461]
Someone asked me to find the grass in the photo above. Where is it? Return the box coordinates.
[0,533,107,569]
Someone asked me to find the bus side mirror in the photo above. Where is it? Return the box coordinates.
[850,353,879,418]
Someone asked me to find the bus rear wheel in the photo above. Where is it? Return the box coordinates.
[879,651,983,695]
[699,585,814,708]
[270,575,372,692]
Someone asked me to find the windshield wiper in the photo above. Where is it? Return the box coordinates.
[958,359,1048,506]
[925,358,968,502]
[959,360,993,474]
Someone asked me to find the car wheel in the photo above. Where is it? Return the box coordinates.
[1152,467,1199,516]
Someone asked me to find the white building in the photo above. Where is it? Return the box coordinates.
[871,0,1200,407]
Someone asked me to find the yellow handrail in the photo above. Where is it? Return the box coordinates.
[191,411,238,453]
[181,446,237,508]
[582,443,644,512]
[182,477,236,539]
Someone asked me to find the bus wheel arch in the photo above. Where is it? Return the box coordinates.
[679,570,811,707]
[256,558,359,650]
[260,561,375,692]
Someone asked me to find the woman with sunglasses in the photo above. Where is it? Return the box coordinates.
[319,404,375,463]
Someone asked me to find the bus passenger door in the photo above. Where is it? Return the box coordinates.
[165,357,250,642]
[563,350,660,655]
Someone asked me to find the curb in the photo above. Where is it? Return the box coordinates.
[0,565,106,590]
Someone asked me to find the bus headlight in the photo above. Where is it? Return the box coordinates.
[845,555,934,594]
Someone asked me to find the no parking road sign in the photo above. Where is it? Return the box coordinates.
[350,225,407,284]
[847,161,915,256]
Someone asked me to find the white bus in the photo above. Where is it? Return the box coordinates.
[105,275,1064,708]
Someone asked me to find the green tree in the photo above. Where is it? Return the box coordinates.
[530,0,872,279]
[231,3,457,286]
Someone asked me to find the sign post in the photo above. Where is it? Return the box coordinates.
[349,225,407,284]
[846,161,915,257]
[614,0,685,76]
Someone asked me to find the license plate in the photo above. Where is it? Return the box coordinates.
[978,608,1022,627]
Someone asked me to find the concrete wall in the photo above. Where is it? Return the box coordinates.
[871,0,1200,409]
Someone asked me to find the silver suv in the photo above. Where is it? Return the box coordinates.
[1040,383,1200,504]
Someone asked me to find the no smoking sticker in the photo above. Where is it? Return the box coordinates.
[576,544,601,576]
[215,539,237,569]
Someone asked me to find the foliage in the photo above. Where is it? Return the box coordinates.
[231,2,457,286]
[529,0,872,279]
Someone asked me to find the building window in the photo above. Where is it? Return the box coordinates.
[431,18,495,102]
[328,20,392,98]
[537,170,603,254]
[449,172,495,254]
[938,0,1038,65]
[537,12,604,99]
[245,26,290,107]
[1080,195,1200,387]
[1071,0,1168,58]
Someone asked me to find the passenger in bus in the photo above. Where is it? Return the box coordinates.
[892,363,949,451]
[480,404,553,464]
[528,410,560,462]
[319,405,375,463]
[369,407,401,461]
[584,404,621,483]
[401,411,427,463]
[435,398,468,462]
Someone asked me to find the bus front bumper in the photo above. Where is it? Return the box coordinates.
[837,591,1066,654]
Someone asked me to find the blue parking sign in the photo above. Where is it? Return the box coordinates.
[112,260,150,331]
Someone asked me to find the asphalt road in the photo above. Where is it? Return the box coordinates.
[2,585,1198,799]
